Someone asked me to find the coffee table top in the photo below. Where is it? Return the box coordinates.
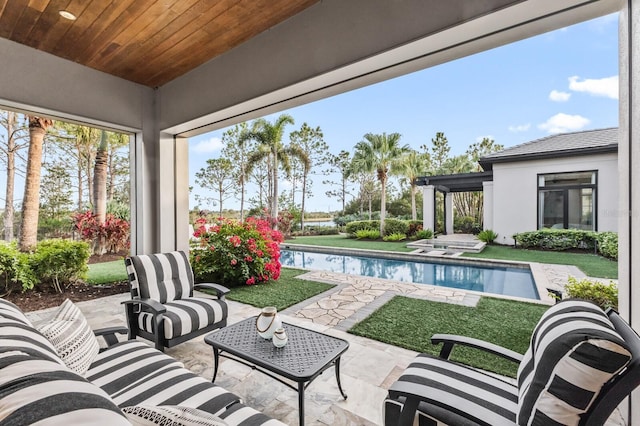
[205,316,349,382]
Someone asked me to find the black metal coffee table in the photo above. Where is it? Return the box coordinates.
[204,316,349,426]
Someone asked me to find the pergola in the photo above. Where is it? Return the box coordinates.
[2,0,639,420]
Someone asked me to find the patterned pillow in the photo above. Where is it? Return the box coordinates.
[517,299,631,425]
[37,299,100,375]
[123,405,228,426]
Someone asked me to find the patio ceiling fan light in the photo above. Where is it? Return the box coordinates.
[59,10,77,20]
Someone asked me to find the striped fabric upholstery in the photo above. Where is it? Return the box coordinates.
[0,350,130,425]
[0,300,64,365]
[516,299,631,425]
[137,298,228,339]
[386,353,518,425]
[87,340,285,425]
[127,251,194,303]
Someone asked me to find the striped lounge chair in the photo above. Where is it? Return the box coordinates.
[384,299,640,426]
[123,251,229,351]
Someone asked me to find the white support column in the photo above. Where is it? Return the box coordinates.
[619,3,639,423]
[175,136,190,252]
[423,185,435,232]
[483,181,494,231]
[445,192,454,235]
[158,132,177,252]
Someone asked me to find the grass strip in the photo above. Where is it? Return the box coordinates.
[86,260,128,285]
[349,296,548,377]
[226,268,333,311]
[284,235,414,252]
[463,245,618,279]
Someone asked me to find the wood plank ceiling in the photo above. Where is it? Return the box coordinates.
[0,0,319,88]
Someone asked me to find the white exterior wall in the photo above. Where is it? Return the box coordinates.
[491,152,618,245]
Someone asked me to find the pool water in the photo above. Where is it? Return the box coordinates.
[280,249,539,300]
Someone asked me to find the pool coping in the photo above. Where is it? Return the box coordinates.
[280,243,559,305]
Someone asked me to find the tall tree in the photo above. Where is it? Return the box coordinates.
[323,150,353,215]
[288,123,326,230]
[422,132,450,174]
[0,111,28,241]
[19,116,53,251]
[221,123,251,220]
[40,163,73,220]
[467,137,504,170]
[107,132,130,203]
[91,130,109,254]
[240,114,306,228]
[395,150,431,220]
[352,132,410,235]
[195,158,236,217]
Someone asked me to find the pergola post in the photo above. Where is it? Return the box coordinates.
[445,192,454,235]
[483,181,494,232]
[423,185,435,233]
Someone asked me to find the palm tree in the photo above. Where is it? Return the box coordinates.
[352,132,410,235]
[19,116,53,251]
[240,114,309,228]
[92,130,109,254]
[396,150,431,220]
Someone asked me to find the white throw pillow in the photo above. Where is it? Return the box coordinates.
[37,298,100,375]
[123,405,228,426]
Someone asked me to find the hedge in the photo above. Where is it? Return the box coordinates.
[513,229,617,260]
[345,220,380,236]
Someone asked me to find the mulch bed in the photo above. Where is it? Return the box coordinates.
[5,252,131,312]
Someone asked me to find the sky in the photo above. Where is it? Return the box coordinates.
[188,13,619,214]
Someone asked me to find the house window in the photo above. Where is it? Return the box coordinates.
[538,171,596,231]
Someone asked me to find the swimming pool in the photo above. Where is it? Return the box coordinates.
[280,248,539,300]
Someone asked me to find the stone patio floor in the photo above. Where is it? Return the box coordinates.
[25,262,625,425]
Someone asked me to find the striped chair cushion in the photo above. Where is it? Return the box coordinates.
[0,298,33,326]
[0,317,64,366]
[0,350,130,425]
[137,297,228,339]
[387,352,519,425]
[87,340,239,414]
[123,405,228,425]
[516,299,631,425]
[37,299,100,375]
[127,251,194,303]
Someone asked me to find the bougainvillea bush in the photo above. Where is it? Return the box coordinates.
[190,217,283,286]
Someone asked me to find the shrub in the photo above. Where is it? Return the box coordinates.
[513,229,597,251]
[0,242,36,294]
[384,219,409,236]
[383,233,406,242]
[564,276,618,310]
[73,210,130,254]
[477,229,498,244]
[190,217,283,286]
[415,229,434,240]
[354,229,381,240]
[30,239,90,293]
[406,220,423,237]
[345,220,380,236]
[454,216,481,234]
[595,232,618,260]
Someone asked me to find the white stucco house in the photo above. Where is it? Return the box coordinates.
[420,127,618,245]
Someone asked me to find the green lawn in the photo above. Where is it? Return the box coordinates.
[285,235,414,252]
[224,268,333,310]
[350,295,548,377]
[86,260,127,284]
[463,245,618,279]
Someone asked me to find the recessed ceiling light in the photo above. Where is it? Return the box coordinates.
[59,10,77,20]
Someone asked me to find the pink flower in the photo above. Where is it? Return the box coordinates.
[245,256,253,262]
[246,277,256,285]
[230,259,238,266]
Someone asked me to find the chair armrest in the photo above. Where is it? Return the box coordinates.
[194,283,230,299]
[431,333,523,363]
[94,326,128,348]
[121,298,167,314]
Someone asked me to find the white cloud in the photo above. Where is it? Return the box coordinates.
[508,123,530,133]
[568,75,618,99]
[549,90,571,102]
[191,137,223,153]
[538,113,590,134]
